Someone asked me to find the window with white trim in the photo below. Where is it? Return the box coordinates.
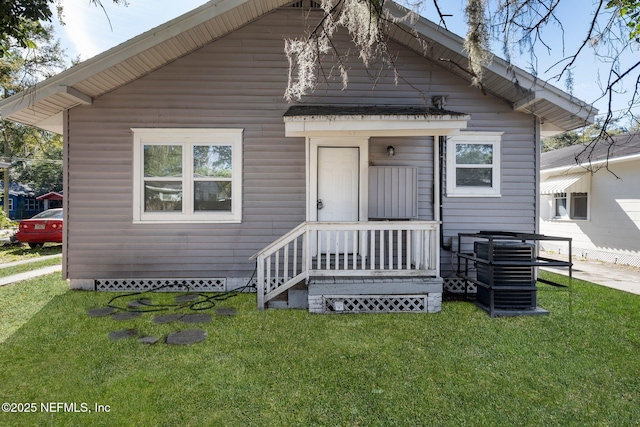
[553,192,568,218]
[570,192,588,220]
[553,192,588,220]
[132,129,243,223]
[26,198,40,211]
[446,132,502,197]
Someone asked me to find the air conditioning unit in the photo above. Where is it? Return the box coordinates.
[474,241,536,310]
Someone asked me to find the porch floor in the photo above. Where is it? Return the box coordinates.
[308,276,442,295]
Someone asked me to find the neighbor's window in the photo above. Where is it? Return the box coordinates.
[570,192,588,220]
[446,132,502,197]
[26,199,39,210]
[133,129,243,223]
[552,192,588,220]
[553,193,568,218]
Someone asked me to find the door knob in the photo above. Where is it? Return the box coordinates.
[317,199,324,210]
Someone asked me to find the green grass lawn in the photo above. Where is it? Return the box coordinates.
[0,257,62,279]
[0,272,639,426]
[0,243,62,264]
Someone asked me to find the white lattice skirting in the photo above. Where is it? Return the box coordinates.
[309,294,442,314]
[443,277,477,294]
[95,278,226,292]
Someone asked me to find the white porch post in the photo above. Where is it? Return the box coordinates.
[433,134,441,275]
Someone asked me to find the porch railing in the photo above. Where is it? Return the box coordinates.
[250,221,440,309]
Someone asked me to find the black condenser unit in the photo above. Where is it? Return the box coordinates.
[474,241,536,310]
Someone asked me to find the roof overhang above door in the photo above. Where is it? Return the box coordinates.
[284,105,470,137]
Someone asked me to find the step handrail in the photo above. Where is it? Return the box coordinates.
[249,222,308,261]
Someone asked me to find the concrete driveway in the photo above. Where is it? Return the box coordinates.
[542,252,640,296]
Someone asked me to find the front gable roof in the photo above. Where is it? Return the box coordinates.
[0,0,596,134]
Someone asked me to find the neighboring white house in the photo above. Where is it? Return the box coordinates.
[540,132,640,267]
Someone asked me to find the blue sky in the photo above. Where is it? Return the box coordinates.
[51,0,638,124]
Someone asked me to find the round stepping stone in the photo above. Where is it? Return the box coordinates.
[215,307,237,317]
[128,299,153,309]
[152,314,183,324]
[111,311,142,321]
[108,329,138,340]
[139,336,160,345]
[165,329,207,345]
[181,313,212,324]
[175,294,201,303]
[88,307,116,317]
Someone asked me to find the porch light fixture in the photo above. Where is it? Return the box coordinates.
[387,146,395,157]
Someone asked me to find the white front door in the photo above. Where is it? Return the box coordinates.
[317,146,359,222]
[316,146,360,254]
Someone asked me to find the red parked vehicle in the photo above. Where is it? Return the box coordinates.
[15,208,63,248]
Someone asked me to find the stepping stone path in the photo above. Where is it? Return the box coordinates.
[108,329,138,340]
[138,336,160,345]
[89,297,233,345]
[128,299,153,309]
[152,314,183,324]
[180,313,212,324]
[111,311,142,321]
[165,329,207,345]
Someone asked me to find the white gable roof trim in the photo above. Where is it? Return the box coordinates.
[0,0,595,134]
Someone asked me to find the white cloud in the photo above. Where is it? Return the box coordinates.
[52,0,209,60]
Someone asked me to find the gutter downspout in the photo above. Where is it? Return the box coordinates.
[534,116,541,235]
[438,136,452,251]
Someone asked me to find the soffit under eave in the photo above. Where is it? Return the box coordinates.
[1,0,292,131]
[516,98,596,132]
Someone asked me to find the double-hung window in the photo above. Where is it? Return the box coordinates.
[552,192,588,220]
[553,192,568,218]
[570,192,588,220]
[26,199,39,210]
[446,132,502,197]
[553,193,589,220]
[133,128,243,223]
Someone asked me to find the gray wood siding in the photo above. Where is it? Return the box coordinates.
[65,9,535,280]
